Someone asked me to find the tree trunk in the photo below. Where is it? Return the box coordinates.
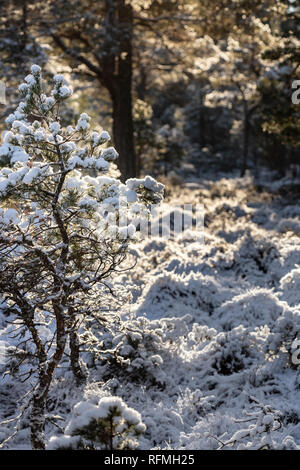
[50,0,138,182]
[30,301,67,449]
[21,1,28,51]
[30,364,51,450]
[30,389,46,449]
[69,329,86,385]
[111,86,136,182]
[104,0,137,182]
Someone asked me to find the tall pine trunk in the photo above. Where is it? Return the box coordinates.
[103,0,137,182]
[51,0,138,182]
[110,80,136,182]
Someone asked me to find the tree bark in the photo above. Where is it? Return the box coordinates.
[49,0,138,182]
[30,299,67,449]
[110,86,136,182]
[30,369,48,450]
[69,329,87,385]
[101,0,137,181]
[108,0,137,182]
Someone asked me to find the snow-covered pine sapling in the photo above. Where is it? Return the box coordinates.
[0,65,163,449]
[48,396,146,450]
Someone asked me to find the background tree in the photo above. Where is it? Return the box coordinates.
[0,0,48,118]
[1,0,199,181]
[257,0,300,173]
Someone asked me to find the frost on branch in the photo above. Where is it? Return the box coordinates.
[48,396,146,450]
[214,397,283,450]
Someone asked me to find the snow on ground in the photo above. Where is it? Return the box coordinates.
[2,173,300,449]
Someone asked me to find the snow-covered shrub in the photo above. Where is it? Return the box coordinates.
[277,237,300,280]
[281,436,300,450]
[48,397,146,450]
[179,397,284,450]
[277,218,300,235]
[199,326,266,376]
[232,231,281,284]
[217,399,283,450]
[177,388,216,424]
[137,273,230,320]
[85,313,202,392]
[280,267,300,307]
[94,316,169,388]
[208,201,247,223]
[185,323,217,348]
[214,288,288,331]
[265,307,300,360]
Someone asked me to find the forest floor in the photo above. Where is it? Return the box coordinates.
[2,171,300,449]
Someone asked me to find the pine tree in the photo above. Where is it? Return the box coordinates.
[258,0,300,167]
[49,396,146,450]
[0,65,163,449]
